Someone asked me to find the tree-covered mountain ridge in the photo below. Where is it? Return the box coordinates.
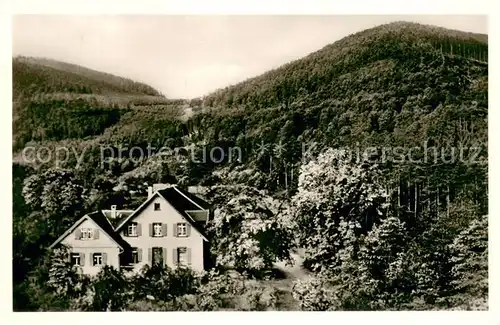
[13,20,487,197]
[13,56,165,98]
[197,21,487,111]
[12,55,188,150]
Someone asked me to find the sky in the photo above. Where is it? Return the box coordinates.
[12,15,487,99]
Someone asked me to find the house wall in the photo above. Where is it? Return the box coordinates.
[120,195,205,272]
[61,218,121,276]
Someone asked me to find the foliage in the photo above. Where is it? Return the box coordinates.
[291,148,388,271]
[46,246,89,298]
[23,168,84,216]
[130,264,200,302]
[292,277,337,311]
[292,197,486,311]
[447,215,488,309]
[208,187,295,275]
[90,266,131,311]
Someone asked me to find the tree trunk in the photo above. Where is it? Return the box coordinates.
[407,180,411,211]
[284,164,288,190]
[414,182,418,219]
[447,185,450,217]
[398,179,401,207]
[437,187,440,212]
[398,179,401,208]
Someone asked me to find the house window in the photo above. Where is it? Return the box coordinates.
[177,223,187,237]
[81,228,93,240]
[128,222,138,237]
[177,247,188,266]
[153,223,163,237]
[131,248,139,264]
[93,253,103,266]
[152,247,163,266]
[71,253,81,266]
[154,203,161,211]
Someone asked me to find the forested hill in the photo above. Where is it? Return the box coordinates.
[200,21,487,110]
[13,21,488,204]
[12,56,183,150]
[13,56,163,98]
[187,22,488,206]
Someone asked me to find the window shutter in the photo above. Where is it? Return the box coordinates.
[187,248,192,265]
[148,248,152,264]
[137,223,142,236]
[138,248,142,262]
[172,248,178,264]
[162,224,167,237]
[163,248,167,266]
[94,229,99,239]
[123,228,128,237]
[173,223,178,237]
[186,224,191,237]
[149,224,153,237]
[102,253,107,265]
[75,228,81,240]
[80,253,85,266]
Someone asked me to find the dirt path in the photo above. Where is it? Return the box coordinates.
[274,252,310,280]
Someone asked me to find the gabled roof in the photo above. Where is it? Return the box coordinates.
[114,186,210,241]
[49,211,131,252]
[157,187,210,239]
[101,209,134,229]
[158,186,211,212]
[171,186,212,210]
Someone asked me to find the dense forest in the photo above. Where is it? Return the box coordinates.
[12,21,488,311]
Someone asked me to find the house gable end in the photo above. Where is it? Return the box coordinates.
[116,191,208,241]
[115,192,161,232]
[49,214,124,251]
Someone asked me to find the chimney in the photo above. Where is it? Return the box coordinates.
[148,186,153,199]
[111,205,117,219]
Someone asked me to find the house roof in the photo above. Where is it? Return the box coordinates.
[49,211,131,252]
[115,186,210,241]
[157,187,210,239]
[87,211,132,251]
[158,186,211,212]
[101,209,134,229]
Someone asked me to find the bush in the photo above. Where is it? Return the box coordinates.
[292,277,337,311]
[131,264,200,302]
[91,265,131,311]
[235,280,278,311]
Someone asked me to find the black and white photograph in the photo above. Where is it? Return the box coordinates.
[9,11,490,314]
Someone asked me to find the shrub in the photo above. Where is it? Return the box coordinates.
[292,277,337,311]
[91,266,130,311]
[131,264,200,302]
